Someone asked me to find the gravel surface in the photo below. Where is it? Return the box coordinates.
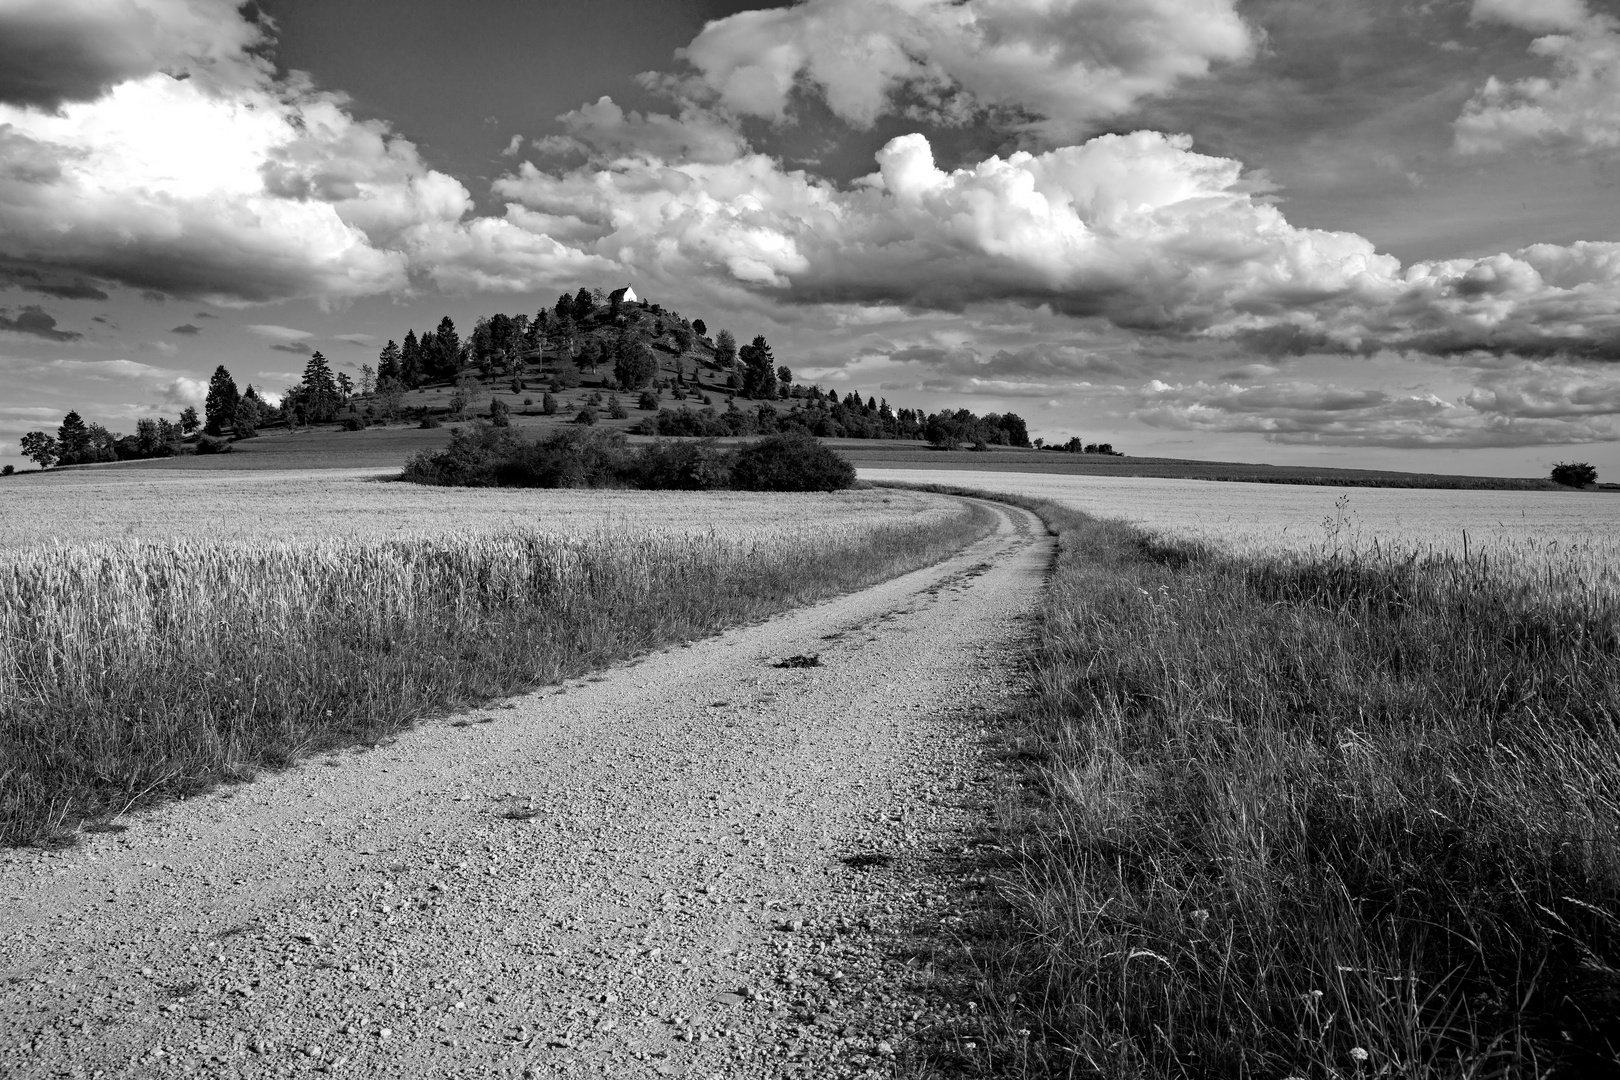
[1,499,1051,1079]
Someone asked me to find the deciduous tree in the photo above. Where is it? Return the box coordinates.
[1552,461,1598,487]
[19,431,57,468]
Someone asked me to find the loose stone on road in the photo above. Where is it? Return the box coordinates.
[1,499,1051,1078]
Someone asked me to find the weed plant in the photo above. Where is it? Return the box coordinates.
[0,501,991,846]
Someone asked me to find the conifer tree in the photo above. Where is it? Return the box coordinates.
[204,365,240,436]
[739,336,777,399]
[430,316,460,380]
[56,410,91,462]
[377,339,401,383]
[400,331,422,387]
[301,351,341,422]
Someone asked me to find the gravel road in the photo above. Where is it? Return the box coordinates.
[1,499,1051,1079]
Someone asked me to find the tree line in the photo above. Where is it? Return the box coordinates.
[12,283,1113,471]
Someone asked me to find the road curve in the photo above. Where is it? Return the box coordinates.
[1,498,1052,1079]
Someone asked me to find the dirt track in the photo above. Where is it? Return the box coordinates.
[0,499,1050,1079]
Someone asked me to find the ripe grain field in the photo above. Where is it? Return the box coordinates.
[868,470,1620,1077]
[0,471,993,847]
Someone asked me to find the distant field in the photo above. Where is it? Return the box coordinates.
[836,440,1558,489]
[22,402,1566,490]
[867,467,1620,594]
[0,468,949,549]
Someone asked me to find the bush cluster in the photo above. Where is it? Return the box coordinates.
[401,424,855,491]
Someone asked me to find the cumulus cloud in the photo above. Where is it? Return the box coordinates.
[882,340,1133,395]
[160,376,206,409]
[0,305,81,341]
[534,96,747,164]
[1135,364,1620,448]
[0,0,269,110]
[494,129,1620,359]
[1457,0,1620,158]
[0,4,602,304]
[678,0,1256,137]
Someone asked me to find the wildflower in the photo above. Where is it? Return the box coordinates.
[1350,1047,1369,1063]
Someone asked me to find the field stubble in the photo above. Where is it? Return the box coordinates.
[877,477,1620,1077]
[0,477,989,847]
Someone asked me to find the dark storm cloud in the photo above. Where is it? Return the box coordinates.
[170,324,202,335]
[0,263,111,302]
[0,306,82,342]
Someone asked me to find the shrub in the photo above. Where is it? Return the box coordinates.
[607,394,629,420]
[419,413,442,430]
[1552,461,1598,487]
[523,397,534,406]
[403,424,635,488]
[2,465,13,476]
[637,390,660,411]
[572,407,598,426]
[194,434,233,455]
[541,393,558,416]
[637,440,735,490]
[342,417,366,431]
[730,432,856,491]
[489,398,511,427]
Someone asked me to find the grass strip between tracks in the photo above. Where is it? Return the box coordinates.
[0,498,996,848]
[882,482,1620,1079]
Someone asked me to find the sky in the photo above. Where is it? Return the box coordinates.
[2,0,1619,476]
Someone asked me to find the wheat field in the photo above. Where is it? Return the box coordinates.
[0,470,987,845]
[864,467,1620,595]
[1,467,954,548]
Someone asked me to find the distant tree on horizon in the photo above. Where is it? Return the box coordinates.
[179,406,200,435]
[300,352,342,423]
[1551,461,1598,487]
[204,365,239,436]
[739,336,777,399]
[57,410,91,462]
[19,431,57,468]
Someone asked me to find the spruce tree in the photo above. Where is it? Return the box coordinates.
[401,330,423,387]
[431,316,460,379]
[739,336,777,399]
[56,411,91,463]
[377,339,401,383]
[204,365,240,436]
[301,351,341,422]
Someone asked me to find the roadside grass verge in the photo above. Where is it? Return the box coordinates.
[882,483,1620,1078]
[0,499,993,847]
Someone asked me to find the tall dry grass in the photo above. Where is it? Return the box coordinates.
[0,504,990,846]
[887,485,1620,1078]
